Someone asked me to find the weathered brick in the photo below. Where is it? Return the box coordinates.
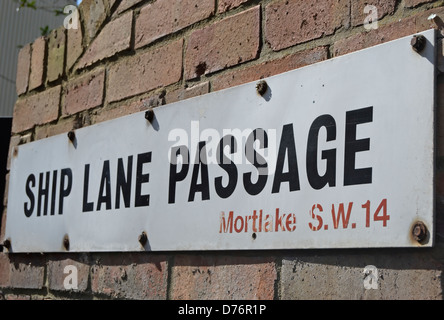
[333,17,416,56]
[336,6,444,58]
[47,28,66,83]
[351,0,397,27]
[218,0,250,13]
[90,253,168,299]
[5,294,31,300]
[166,82,210,104]
[405,0,436,8]
[35,115,88,141]
[185,6,260,80]
[29,37,46,91]
[80,0,109,41]
[47,257,89,292]
[265,0,350,51]
[0,254,10,288]
[12,85,61,133]
[8,255,45,290]
[16,43,31,95]
[92,88,171,124]
[212,46,329,91]
[63,68,105,116]
[77,11,132,69]
[135,0,214,49]
[171,255,276,300]
[66,18,83,72]
[107,39,183,103]
[105,0,118,11]
[414,7,444,32]
[116,0,144,14]
[280,253,443,299]
[91,99,147,124]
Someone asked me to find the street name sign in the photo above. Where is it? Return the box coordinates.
[5,30,436,252]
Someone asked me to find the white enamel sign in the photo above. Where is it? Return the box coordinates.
[5,30,436,252]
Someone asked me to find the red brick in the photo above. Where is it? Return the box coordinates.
[16,43,31,95]
[12,85,61,133]
[212,46,329,91]
[166,82,210,104]
[47,27,66,83]
[0,254,10,288]
[414,7,444,32]
[116,0,144,14]
[92,99,147,124]
[265,0,350,51]
[90,253,168,299]
[171,255,277,299]
[77,11,132,69]
[66,19,83,72]
[335,6,444,58]
[92,89,170,124]
[105,0,117,11]
[8,255,45,289]
[185,6,260,80]
[47,257,89,292]
[5,294,31,300]
[35,115,86,141]
[351,0,397,27]
[218,0,250,13]
[405,0,435,7]
[29,37,46,91]
[135,0,214,49]
[333,17,417,56]
[80,0,109,41]
[63,68,105,116]
[107,39,183,103]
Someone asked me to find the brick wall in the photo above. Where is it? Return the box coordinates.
[1,0,444,300]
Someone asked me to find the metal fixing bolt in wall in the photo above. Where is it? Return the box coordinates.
[2,239,11,251]
[63,234,70,251]
[145,109,154,123]
[256,80,268,96]
[411,35,426,53]
[412,221,428,244]
[67,130,76,143]
[138,231,148,246]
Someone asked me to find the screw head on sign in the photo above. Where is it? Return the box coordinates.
[67,130,75,142]
[411,35,426,53]
[256,80,268,96]
[63,235,70,251]
[412,222,427,243]
[3,239,11,250]
[145,109,154,123]
[138,232,148,246]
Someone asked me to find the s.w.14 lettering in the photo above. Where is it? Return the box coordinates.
[308,199,389,231]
